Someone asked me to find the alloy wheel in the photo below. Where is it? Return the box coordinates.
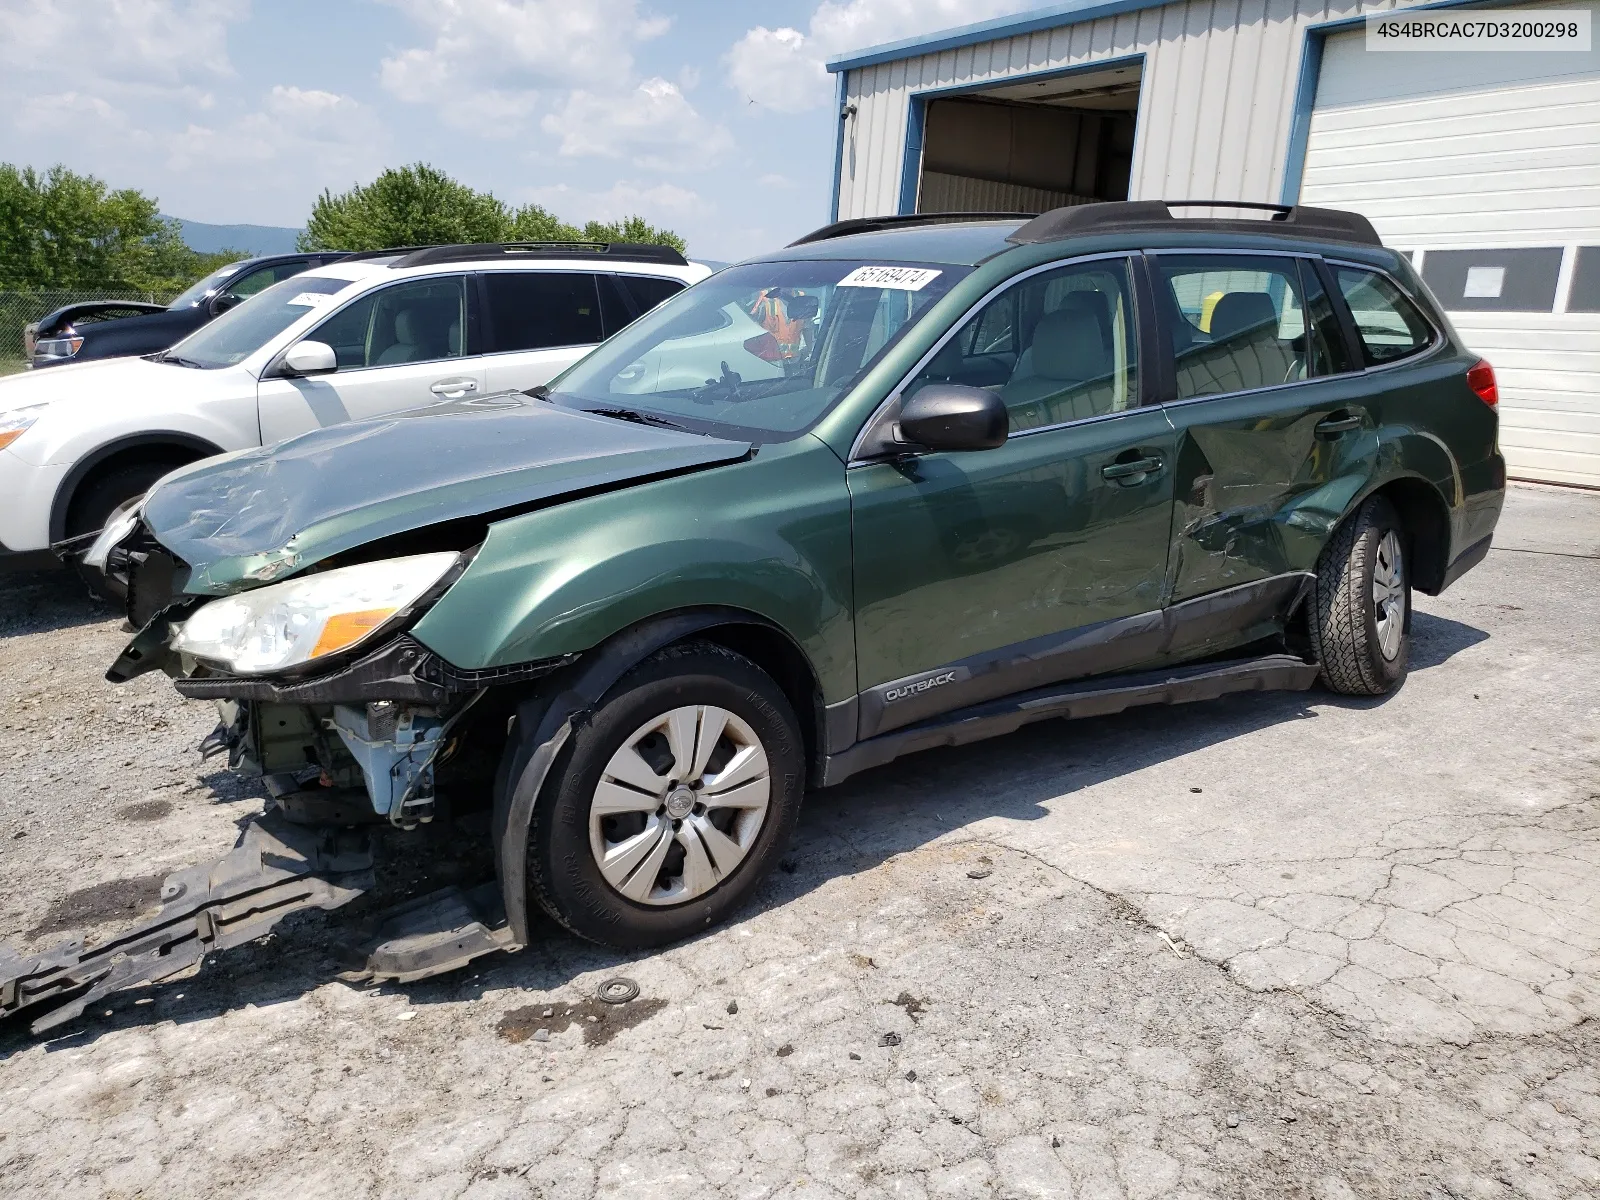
[588,705,771,906]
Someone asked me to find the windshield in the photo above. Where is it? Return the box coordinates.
[545,259,971,438]
[167,262,245,310]
[164,275,354,369]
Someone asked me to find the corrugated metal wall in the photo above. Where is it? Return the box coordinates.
[918,171,1096,213]
[837,0,1411,219]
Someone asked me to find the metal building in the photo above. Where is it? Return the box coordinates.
[826,0,1600,487]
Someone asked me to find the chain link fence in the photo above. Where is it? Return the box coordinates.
[1,288,179,366]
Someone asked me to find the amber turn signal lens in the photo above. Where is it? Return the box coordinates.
[0,429,25,451]
[310,607,398,658]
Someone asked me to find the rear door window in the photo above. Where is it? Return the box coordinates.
[617,274,686,316]
[484,271,603,352]
[1154,255,1351,399]
[1334,267,1435,366]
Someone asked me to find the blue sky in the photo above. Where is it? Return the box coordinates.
[0,0,1036,261]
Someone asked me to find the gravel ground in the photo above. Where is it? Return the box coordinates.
[0,482,1596,1200]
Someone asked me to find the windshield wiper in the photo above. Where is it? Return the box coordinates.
[585,406,688,432]
[154,351,206,368]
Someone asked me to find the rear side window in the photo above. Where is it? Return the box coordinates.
[617,274,686,315]
[1335,268,1434,365]
[1155,255,1344,400]
[485,272,603,352]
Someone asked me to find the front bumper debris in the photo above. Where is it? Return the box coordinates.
[0,813,373,1034]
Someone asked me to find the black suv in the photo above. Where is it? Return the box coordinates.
[24,251,348,368]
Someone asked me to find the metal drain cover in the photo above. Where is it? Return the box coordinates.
[597,977,640,1004]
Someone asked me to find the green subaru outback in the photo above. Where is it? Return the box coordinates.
[2,203,1507,1027]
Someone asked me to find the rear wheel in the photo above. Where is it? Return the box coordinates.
[1308,495,1411,695]
[523,642,804,948]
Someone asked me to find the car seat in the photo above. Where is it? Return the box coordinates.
[1173,290,1299,395]
[374,302,460,365]
[999,294,1117,430]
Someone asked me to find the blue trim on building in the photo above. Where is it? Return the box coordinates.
[892,54,1148,215]
[826,0,1177,73]
[829,72,848,223]
[827,0,1522,224]
[1279,0,1516,205]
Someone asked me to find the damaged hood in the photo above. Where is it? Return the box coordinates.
[142,391,752,593]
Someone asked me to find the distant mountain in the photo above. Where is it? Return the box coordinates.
[163,216,302,257]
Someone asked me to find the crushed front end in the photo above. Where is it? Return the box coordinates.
[3,523,565,1033]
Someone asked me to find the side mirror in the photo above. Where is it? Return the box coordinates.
[282,340,338,376]
[897,383,1008,453]
[209,292,243,316]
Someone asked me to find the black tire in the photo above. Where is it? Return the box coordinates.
[523,641,804,949]
[1308,495,1411,696]
[66,462,181,601]
[64,462,178,541]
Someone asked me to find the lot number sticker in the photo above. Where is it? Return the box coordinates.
[287,292,337,307]
[837,265,943,291]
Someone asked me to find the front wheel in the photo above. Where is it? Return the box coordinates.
[1308,495,1411,696]
[523,642,804,948]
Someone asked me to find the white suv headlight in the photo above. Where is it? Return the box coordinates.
[171,552,460,675]
[0,403,49,452]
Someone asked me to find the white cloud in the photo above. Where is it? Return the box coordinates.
[380,0,669,103]
[725,0,1037,112]
[541,79,733,171]
[0,1,384,225]
[525,179,704,224]
[0,0,243,84]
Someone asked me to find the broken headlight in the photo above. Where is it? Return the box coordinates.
[171,552,460,675]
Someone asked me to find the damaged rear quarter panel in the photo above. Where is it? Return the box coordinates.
[408,434,857,705]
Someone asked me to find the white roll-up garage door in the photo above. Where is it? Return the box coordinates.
[1299,0,1600,488]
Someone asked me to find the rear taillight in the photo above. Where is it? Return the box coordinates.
[1467,360,1498,408]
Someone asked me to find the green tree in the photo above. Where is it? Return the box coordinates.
[0,163,240,292]
[301,163,688,256]
[580,215,687,255]
[300,163,511,251]
[508,202,581,243]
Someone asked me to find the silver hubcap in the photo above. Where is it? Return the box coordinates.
[589,705,771,906]
[1373,529,1407,661]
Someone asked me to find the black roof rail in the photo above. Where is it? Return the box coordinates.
[330,246,440,262]
[787,212,1037,247]
[386,242,688,268]
[1008,200,1382,247]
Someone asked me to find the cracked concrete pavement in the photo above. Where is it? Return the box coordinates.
[0,481,1597,1198]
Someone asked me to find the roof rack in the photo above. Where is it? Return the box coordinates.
[386,242,688,268]
[1009,201,1381,247]
[332,246,439,262]
[787,212,1037,247]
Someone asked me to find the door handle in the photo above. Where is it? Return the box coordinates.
[1101,456,1163,482]
[1315,413,1361,436]
[430,378,478,396]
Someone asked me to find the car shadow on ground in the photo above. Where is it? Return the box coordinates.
[0,568,116,639]
[2,609,1491,1055]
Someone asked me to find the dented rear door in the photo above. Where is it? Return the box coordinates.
[1148,251,1377,603]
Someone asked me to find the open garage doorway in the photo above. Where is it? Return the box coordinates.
[914,62,1142,214]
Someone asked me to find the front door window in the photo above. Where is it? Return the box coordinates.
[311,277,468,369]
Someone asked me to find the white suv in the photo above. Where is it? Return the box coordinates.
[0,243,710,569]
